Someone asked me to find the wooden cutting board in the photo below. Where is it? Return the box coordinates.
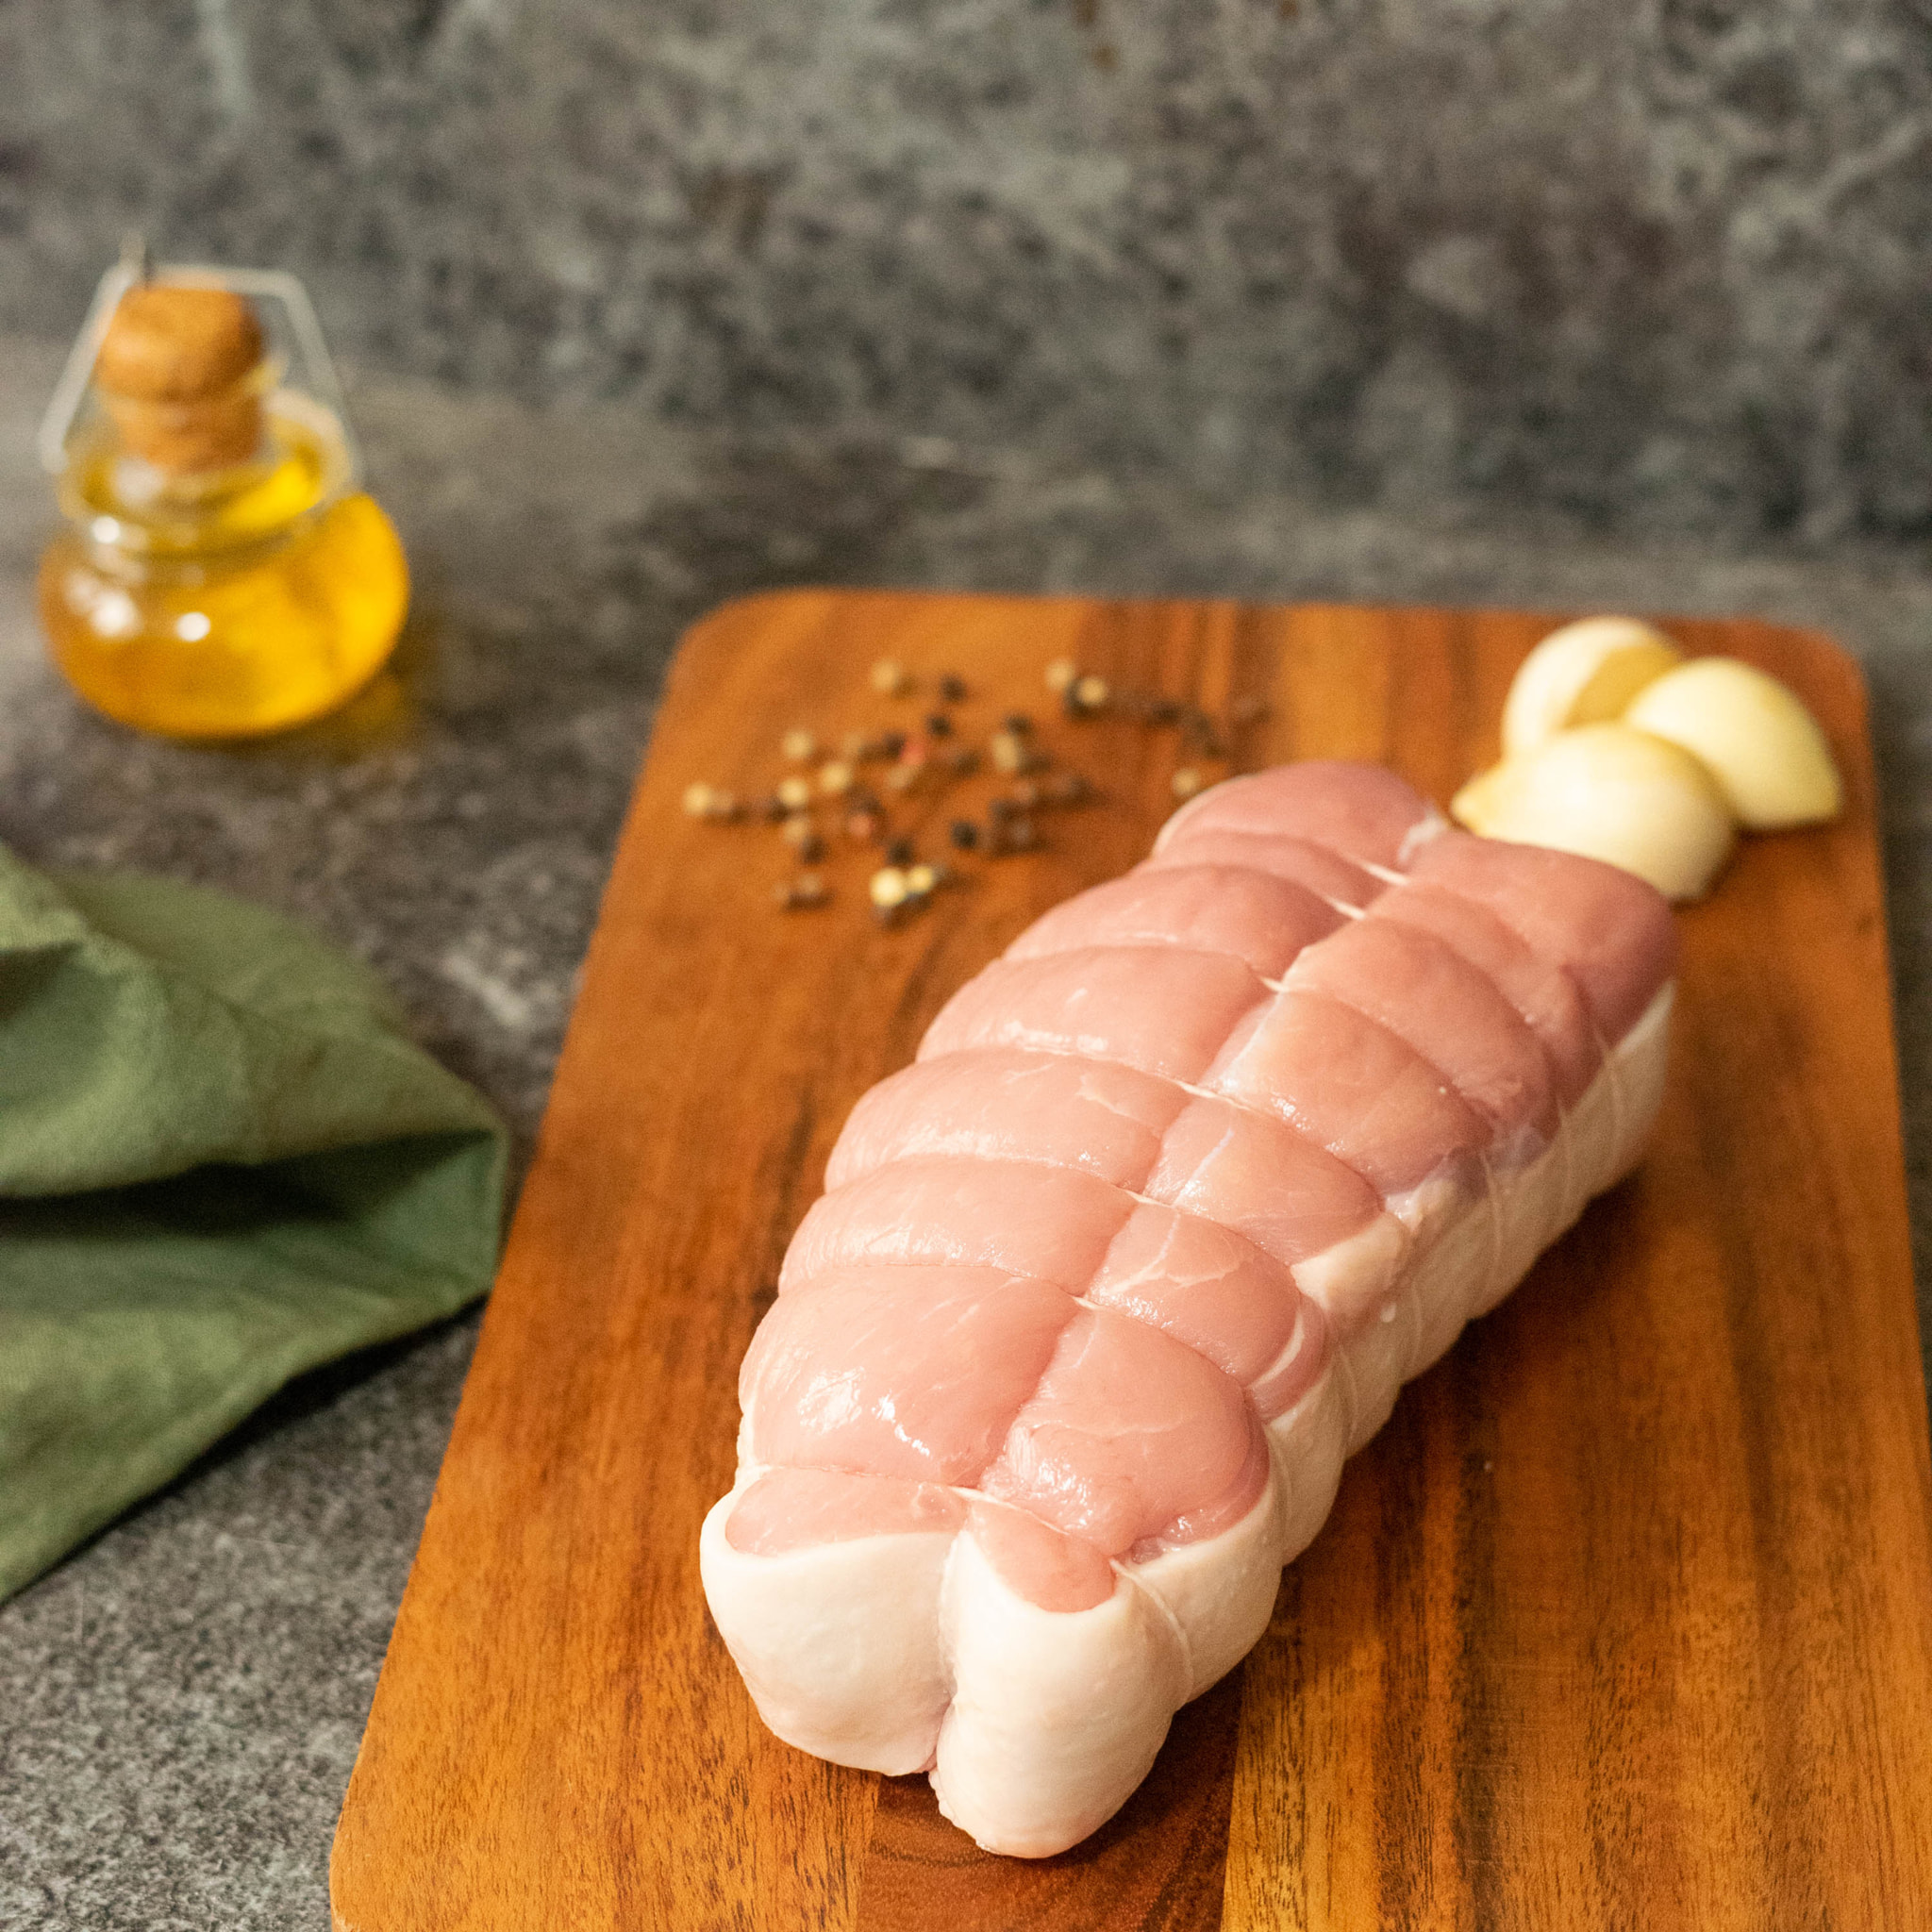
[330,591,1932,1931]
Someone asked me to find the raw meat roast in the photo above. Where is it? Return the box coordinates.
[701,761,1676,1857]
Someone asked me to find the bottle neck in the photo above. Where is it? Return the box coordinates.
[60,390,350,575]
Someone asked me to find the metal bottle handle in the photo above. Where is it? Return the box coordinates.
[38,239,364,492]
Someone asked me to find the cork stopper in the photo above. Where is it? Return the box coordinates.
[95,284,266,473]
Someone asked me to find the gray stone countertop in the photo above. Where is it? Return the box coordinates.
[2,332,1928,1928]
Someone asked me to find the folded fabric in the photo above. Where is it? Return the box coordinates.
[0,845,508,1602]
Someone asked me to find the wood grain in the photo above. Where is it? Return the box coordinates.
[330,591,1932,1931]
[856,1670,1241,1932]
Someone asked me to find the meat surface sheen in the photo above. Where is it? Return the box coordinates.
[1407,830,1677,1042]
[1140,827,1383,908]
[701,760,1675,1859]
[1285,919,1559,1150]
[1153,759,1448,870]
[1006,863,1342,978]
[920,945,1270,1084]
[1365,881,1601,1107]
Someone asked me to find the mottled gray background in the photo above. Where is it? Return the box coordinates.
[6,6,1932,1927]
[8,1,1932,541]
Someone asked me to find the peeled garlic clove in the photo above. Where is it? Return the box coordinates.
[1448,758,1522,837]
[1451,723,1737,903]
[1501,617,1683,758]
[1622,658,1840,831]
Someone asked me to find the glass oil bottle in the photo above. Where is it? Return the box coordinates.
[37,252,408,739]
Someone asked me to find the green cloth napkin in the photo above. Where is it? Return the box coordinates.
[0,846,508,1602]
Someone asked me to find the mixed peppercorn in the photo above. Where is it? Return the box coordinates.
[681,657,1263,923]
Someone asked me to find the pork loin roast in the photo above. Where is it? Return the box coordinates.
[701,761,1675,1857]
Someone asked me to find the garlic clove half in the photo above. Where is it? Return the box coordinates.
[1451,722,1737,903]
[1622,657,1841,831]
[1501,617,1683,758]
[1446,758,1518,837]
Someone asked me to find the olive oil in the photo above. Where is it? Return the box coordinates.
[39,275,408,740]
